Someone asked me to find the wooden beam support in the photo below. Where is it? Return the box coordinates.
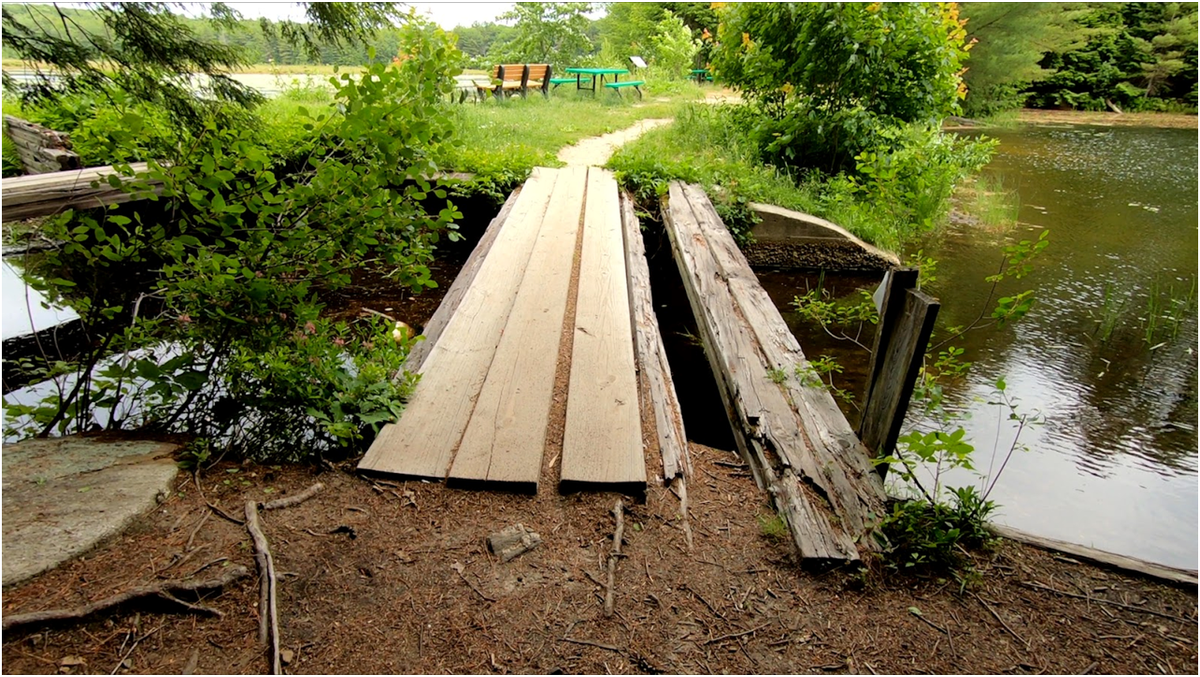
[619,191,689,480]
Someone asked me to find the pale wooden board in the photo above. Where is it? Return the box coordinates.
[619,192,689,480]
[358,170,559,479]
[662,182,857,562]
[2,162,161,222]
[447,166,588,491]
[404,185,524,374]
[560,168,645,492]
[989,524,1198,586]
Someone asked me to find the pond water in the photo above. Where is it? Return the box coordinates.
[1,260,78,341]
[767,123,1198,570]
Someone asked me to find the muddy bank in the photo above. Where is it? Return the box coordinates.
[1017,108,1198,129]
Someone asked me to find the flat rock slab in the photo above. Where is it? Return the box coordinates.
[2,436,179,587]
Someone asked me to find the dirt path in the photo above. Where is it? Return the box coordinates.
[556,119,673,167]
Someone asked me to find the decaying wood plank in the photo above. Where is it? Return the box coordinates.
[3,115,81,174]
[358,170,558,480]
[2,162,160,222]
[619,191,690,480]
[560,168,644,493]
[859,275,939,470]
[990,524,1198,586]
[449,166,587,491]
[663,181,887,563]
[403,185,524,373]
[488,523,543,563]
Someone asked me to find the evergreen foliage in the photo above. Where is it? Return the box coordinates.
[962,2,1198,114]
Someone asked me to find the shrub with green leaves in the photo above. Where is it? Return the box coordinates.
[5,16,464,460]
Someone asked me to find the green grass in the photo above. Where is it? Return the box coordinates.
[958,173,1021,230]
[433,86,702,176]
[608,103,913,251]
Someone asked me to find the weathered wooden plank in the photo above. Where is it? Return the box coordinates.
[678,184,887,543]
[988,524,1198,586]
[3,115,80,175]
[2,162,159,222]
[859,287,939,470]
[403,185,524,374]
[662,182,857,562]
[619,192,689,480]
[863,268,920,402]
[358,170,558,479]
[560,168,645,493]
[447,166,588,491]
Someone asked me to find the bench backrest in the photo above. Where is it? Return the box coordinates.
[496,64,527,83]
[526,64,550,82]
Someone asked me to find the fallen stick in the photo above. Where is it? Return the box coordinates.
[1020,581,1194,623]
[604,499,625,617]
[245,500,281,675]
[703,622,772,645]
[193,470,244,526]
[110,623,162,675]
[972,592,1029,648]
[675,477,694,552]
[561,636,622,653]
[2,566,249,631]
[261,482,324,511]
[184,511,211,551]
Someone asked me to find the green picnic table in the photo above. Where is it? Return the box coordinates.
[691,68,712,84]
[560,67,630,94]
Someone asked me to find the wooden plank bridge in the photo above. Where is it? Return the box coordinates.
[360,166,891,564]
[1,158,896,564]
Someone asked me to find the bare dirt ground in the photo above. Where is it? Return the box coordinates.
[1017,108,1197,129]
[2,443,1196,675]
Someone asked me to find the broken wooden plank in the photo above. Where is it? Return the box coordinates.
[859,269,938,472]
[358,170,558,480]
[404,185,524,373]
[619,191,689,480]
[663,181,864,563]
[560,168,645,493]
[680,183,887,543]
[2,162,160,222]
[448,166,587,491]
[3,115,81,174]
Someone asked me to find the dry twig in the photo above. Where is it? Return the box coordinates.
[261,482,324,510]
[1021,581,1194,623]
[605,499,626,617]
[245,500,281,674]
[193,470,244,525]
[972,591,1029,648]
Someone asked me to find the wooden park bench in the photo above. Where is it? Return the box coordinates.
[477,64,553,99]
[604,80,645,100]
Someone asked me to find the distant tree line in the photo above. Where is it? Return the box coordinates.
[4,3,1193,112]
[962,2,1198,115]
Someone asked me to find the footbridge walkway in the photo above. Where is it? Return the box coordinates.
[359,167,889,565]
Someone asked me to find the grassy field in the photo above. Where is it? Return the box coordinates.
[608,102,918,251]
[435,84,703,175]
